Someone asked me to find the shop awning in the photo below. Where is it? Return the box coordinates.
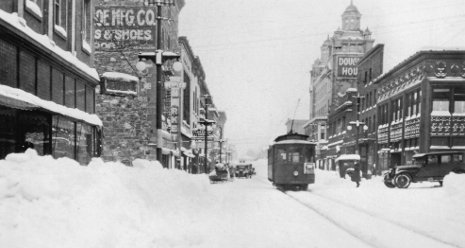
[182,150,195,158]
[0,84,102,126]
[335,154,360,162]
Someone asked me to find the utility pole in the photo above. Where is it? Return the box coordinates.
[198,95,215,173]
[155,0,163,164]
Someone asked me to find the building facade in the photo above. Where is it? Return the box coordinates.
[0,0,102,164]
[308,1,374,167]
[94,0,185,167]
[356,44,384,176]
[376,50,465,170]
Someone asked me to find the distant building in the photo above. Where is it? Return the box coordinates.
[326,44,384,175]
[0,0,101,164]
[307,1,374,167]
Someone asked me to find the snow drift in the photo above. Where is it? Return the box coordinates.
[0,149,214,248]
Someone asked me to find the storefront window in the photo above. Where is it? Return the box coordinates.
[76,123,93,165]
[52,116,75,159]
[0,107,17,159]
[21,112,50,156]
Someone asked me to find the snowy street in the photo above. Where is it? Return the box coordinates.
[1,150,465,248]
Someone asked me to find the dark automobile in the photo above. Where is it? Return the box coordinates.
[209,163,230,183]
[235,163,252,178]
[384,151,465,188]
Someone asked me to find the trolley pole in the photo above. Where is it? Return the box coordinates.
[204,103,208,173]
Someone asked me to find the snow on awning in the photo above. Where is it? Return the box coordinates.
[335,154,360,162]
[182,150,195,158]
[0,84,102,126]
[102,72,139,82]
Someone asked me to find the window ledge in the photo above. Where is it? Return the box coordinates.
[82,40,91,54]
[54,25,67,39]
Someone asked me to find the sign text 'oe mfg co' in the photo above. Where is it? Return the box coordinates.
[94,7,157,50]
[336,56,361,78]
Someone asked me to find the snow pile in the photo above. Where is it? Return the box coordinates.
[443,173,465,198]
[0,149,214,248]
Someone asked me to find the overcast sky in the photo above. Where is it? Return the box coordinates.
[178,0,465,156]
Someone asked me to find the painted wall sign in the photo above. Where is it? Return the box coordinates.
[336,56,361,77]
[94,7,157,50]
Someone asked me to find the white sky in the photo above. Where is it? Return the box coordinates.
[178,0,465,156]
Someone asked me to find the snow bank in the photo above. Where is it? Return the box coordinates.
[0,149,214,248]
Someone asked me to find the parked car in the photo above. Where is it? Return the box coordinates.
[235,163,253,178]
[384,151,465,188]
[209,163,230,183]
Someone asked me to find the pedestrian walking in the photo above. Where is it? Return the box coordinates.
[351,162,361,187]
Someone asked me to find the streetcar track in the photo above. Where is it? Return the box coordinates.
[255,177,461,248]
[282,189,380,248]
[309,191,463,248]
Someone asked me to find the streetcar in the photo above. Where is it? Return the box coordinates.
[268,132,316,190]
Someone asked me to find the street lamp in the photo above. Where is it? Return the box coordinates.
[346,121,368,154]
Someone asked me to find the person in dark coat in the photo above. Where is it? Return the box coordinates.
[351,162,361,187]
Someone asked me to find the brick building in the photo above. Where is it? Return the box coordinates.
[0,0,102,164]
[376,50,465,170]
[356,44,384,175]
[93,0,185,167]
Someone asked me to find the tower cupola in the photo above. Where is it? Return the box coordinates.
[341,0,361,31]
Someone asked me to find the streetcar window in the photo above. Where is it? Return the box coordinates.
[276,149,287,162]
[290,152,300,163]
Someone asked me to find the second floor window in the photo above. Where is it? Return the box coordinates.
[54,0,67,37]
[82,0,91,52]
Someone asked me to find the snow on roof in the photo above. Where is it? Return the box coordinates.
[335,154,360,162]
[102,72,139,82]
[0,84,102,126]
[0,10,99,82]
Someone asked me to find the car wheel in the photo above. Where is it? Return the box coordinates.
[384,180,395,188]
[395,173,411,188]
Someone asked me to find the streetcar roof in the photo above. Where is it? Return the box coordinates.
[273,140,316,145]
